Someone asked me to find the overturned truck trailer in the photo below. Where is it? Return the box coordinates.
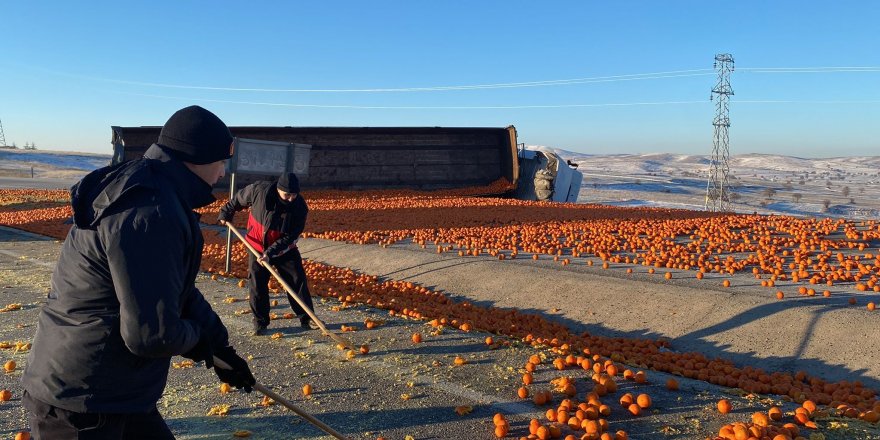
[110,125,581,202]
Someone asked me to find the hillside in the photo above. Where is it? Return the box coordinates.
[0,148,111,179]
[527,146,880,219]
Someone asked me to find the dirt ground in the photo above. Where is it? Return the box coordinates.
[1,226,879,439]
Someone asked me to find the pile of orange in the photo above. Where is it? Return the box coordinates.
[3,188,880,435]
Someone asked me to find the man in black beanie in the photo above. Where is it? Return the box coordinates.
[218,172,315,335]
[22,105,255,439]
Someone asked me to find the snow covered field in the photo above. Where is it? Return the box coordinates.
[0,148,111,179]
[528,146,880,220]
[2,146,877,220]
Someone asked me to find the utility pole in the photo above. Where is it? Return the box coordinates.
[0,118,7,148]
[705,53,734,212]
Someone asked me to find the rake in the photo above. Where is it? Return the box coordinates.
[212,356,349,439]
[221,221,354,350]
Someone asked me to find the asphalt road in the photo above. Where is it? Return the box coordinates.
[297,238,880,388]
[1,226,879,439]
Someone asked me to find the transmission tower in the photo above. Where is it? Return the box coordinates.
[0,119,7,148]
[705,53,734,212]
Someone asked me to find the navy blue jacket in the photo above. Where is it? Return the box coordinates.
[22,144,230,413]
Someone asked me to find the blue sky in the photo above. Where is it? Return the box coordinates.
[1,1,878,157]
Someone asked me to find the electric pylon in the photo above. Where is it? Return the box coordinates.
[0,119,7,148]
[705,53,734,212]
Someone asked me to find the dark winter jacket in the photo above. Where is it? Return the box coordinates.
[219,180,308,261]
[22,144,230,413]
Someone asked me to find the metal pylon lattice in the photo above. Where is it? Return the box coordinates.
[705,53,734,212]
[0,119,7,148]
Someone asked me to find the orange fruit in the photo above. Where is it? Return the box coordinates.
[752,411,770,427]
[493,423,508,438]
[802,400,817,414]
[492,413,506,426]
[535,425,549,440]
[533,391,547,406]
[627,403,641,416]
[717,399,732,414]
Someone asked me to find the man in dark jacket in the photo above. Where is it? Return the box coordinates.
[22,105,256,439]
[218,172,315,335]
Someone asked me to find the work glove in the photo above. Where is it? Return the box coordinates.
[213,346,256,393]
[182,330,214,369]
[217,209,233,225]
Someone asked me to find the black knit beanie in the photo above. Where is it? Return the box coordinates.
[277,172,300,193]
[158,106,234,165]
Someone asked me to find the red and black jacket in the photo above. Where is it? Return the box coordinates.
[219,180,308,260]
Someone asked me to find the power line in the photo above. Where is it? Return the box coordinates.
[17,63,880,95]
[55,69,716,93]
[120,92,709,109]
[119,91,880,110]
[739,66,880,72]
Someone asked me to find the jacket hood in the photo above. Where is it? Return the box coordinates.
[71,144,216,229]
[70,159,153,229]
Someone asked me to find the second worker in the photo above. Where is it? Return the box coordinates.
[219,172,317,335]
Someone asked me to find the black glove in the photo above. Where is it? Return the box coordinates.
[183,330,214,369]
[213,346,256,393]
[217,209,233,225]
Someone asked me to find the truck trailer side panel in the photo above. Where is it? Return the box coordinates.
[111,126,519,191]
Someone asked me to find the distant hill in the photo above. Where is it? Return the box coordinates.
[525,145,880,177]
[523,145,880,219]
[0,149,111,179]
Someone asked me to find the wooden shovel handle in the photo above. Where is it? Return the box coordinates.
[212,356,349,439]
[221,221,354,349]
